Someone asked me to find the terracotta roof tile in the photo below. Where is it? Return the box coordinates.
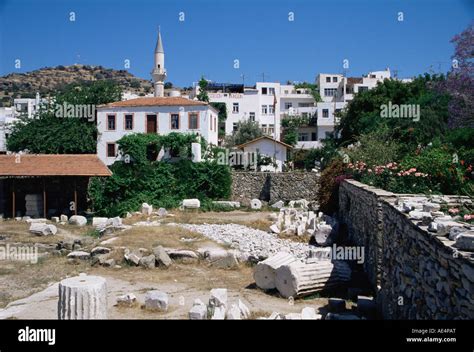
[237,136,293,149]
[0,154,112,177]
[99,97,207,108]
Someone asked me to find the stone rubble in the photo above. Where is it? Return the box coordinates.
[180,223,312,260]
[395,195,474,253]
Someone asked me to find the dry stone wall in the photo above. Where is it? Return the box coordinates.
[338,179,474,319]
[231,172,319,206]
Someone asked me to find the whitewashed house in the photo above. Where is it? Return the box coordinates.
[96,97,219,165]
[96,30,219,165]
[237,136,292,172]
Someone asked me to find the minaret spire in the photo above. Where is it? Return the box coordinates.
[151,27,166,97]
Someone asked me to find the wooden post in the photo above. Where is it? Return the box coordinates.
[12,179,16,218]
[43,178,47,219]
[74,178,78,216]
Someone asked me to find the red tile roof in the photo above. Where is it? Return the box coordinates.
[99,97,207,108]
[237,136,293,149]
[0,154,112,177]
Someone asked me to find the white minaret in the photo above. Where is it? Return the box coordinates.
[151,28,166,97]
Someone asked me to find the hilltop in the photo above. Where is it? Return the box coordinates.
[0,65,154,106]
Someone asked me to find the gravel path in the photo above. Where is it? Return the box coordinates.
[180,223,312,260]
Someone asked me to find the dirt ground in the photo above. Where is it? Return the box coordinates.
[0,210,333,319]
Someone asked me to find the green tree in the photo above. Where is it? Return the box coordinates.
[225,120,263,147]
[336,75,449,153]
[197,76,209,102]
[7,80,122,154]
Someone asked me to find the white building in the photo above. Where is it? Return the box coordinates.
[0,92,46,153]
[96,31,219,165]
[199,68,393,149]
[237,136,292,172]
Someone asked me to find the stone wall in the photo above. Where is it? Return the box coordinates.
[339,179,474,319]
[231,172,319,206]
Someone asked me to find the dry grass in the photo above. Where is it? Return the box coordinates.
[112,224,218,251]
[0,255,90,308]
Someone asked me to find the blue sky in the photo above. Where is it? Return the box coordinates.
[0,0,472,87]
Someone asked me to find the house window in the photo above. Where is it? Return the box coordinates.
[269,105,274,114]
[326,77,331,83]
[249,112,255,122]
[284,90,289,94]
[171,113,180,129]
[124,114,133,130]
[189,112,199,129]
[107,143,116,157]
[324,88,337,97]
[261,87,268,95]
[298,133,309,141]
[322,109,329,118]
[261,124,267,134]
[311,132,317,141]
[333,77,338,82]
[261,105,268,115]
[268,87,275,95]
[214,117,217,132]
[268,124,275,135]
[358,86,369,92]
[232,103,239,113]
[233,123,238,132]
[107,114,116,130]
[285,102,292,110]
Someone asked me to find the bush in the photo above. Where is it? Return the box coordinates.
[88,133,231,217]
[317,158,348,215]
[344,130,402,168]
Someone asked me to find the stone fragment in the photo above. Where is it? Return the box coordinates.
[250,199,262,210]
[301,307,321,320]
[182,199,200,209]
[29,223,57,236]
[209,288,227,308]
[58,274,107,319]
[124,250,141,266]
[69,215,87,226]
[210,305,226,320]
[238,299,250,319]
[139,254,156,269]
[455,233,474,251]
[157,208,168,216]
[116,293,137,307]
[271,200,284,209]
[284,313,302,320]
[144,290,168,311]
[189,302,207,320]
[226,304,242,320]
[141,203,153,215]
[51,217,60,223]
[92,217,108,228]
[153,246,172,267]
[423,202,441,212]
[67,251,90,260]
[60,215,68,222]
[91,246,111,256]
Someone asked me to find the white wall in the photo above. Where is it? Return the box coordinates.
[97,105,218,165]
[242,138,288,172]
